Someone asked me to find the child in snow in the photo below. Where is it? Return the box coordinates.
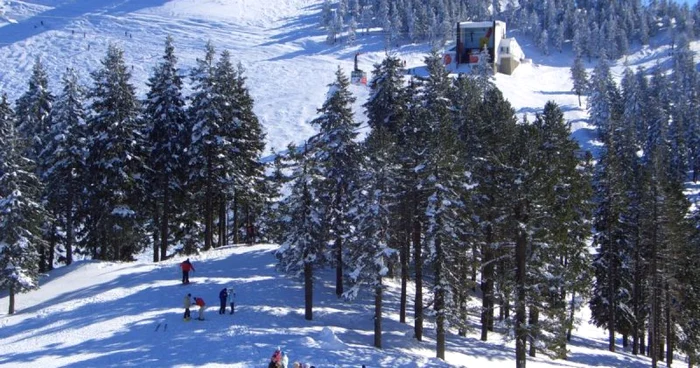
[183,293,192,321]
[218,288,228,314]
[194,296,206,320]
[227,286,235,314]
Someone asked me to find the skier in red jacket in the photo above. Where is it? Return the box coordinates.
[180,258,195,284]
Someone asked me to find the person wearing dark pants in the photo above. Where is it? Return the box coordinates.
[218,288,228,314]
[180,258,195,284]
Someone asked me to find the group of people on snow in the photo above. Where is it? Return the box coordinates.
[183,293,207,321]
[268,347,315,368]
[179,260,314,367]
[180,259,236,321]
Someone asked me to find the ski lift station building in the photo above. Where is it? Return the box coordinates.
[446,20,525,75]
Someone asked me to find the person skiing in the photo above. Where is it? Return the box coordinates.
[194,296,206,320]
[183,293,192,321]
[218,287,228,314]
[227,286,236,314]
[180,258,195,284]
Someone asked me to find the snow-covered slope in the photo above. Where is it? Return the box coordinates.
[0,244,661,367]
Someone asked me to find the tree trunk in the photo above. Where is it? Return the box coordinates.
[413,218,423,341]
[471,240,478,291]
[515,226,527,368]
[529,306,539,357]
[233,194,240,244]
[204,152,213,250]
[66,185,74,265]
[335,235,343,297]
[567,292,576,342]
[304,261,313,321]
[153,202,160,263]
[39,243,46,273]
[335,188,344,297]
[218,196,226,248]
[666,284,673,367]
[608,243,616,352]
[160,180,170,260]
[481,225,494,341]
[400,232,408,324]
[458,248,468,337]
[374,281,383,348]
[8,285,15,314]
[48,222,56,270]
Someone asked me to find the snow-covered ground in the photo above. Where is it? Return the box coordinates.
[0,0,694,366]
[0,244,665,367]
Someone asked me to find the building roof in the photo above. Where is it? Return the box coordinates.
[458,21,494,28]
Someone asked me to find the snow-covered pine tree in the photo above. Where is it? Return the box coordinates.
[449,75,482,336]
[15,56,53,271]
[277,143,326,321]
[471,45,495,99]
[419,50,467,360]
[344,55,406,348]
[394,74,434,342]
[362,55,410,322]
[16,56,54,164]
[308,66,361,297]
[587,54,622,137]
[257,148,290,244]
[589,102,635,353]
[40,68,87,266]
[570,54,589,107]
[669,37,698,183]
[0,94,47,314]
[229,62,266,246]
[210,50,240,247]
[527,102,594,359]
[470,88,519,343]
[83,43,145,261]
[619,66,651,355]
[344,127,398,348]
[346,16,357,46]
[143,35,188,262]
[187,41,219,251]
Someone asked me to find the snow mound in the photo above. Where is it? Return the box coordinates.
[318,327,346,350]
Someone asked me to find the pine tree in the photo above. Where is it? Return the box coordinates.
[396,77,430,341]
[277,143,326,321]
[0,95,47,314]
[362,55,409,323]
[420,50,466,360]
[187,41,219,251]
[346,55,407,348]
[83,43,145,261]
[143,35,188,262]
[528,102,594,359]
[308,66,361,297]
[570,54,589,107]
[471,45,495,98]
[15,57,53,271]
[41,68,87,266]
[587,55,622,136]
[229,62,266,246]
